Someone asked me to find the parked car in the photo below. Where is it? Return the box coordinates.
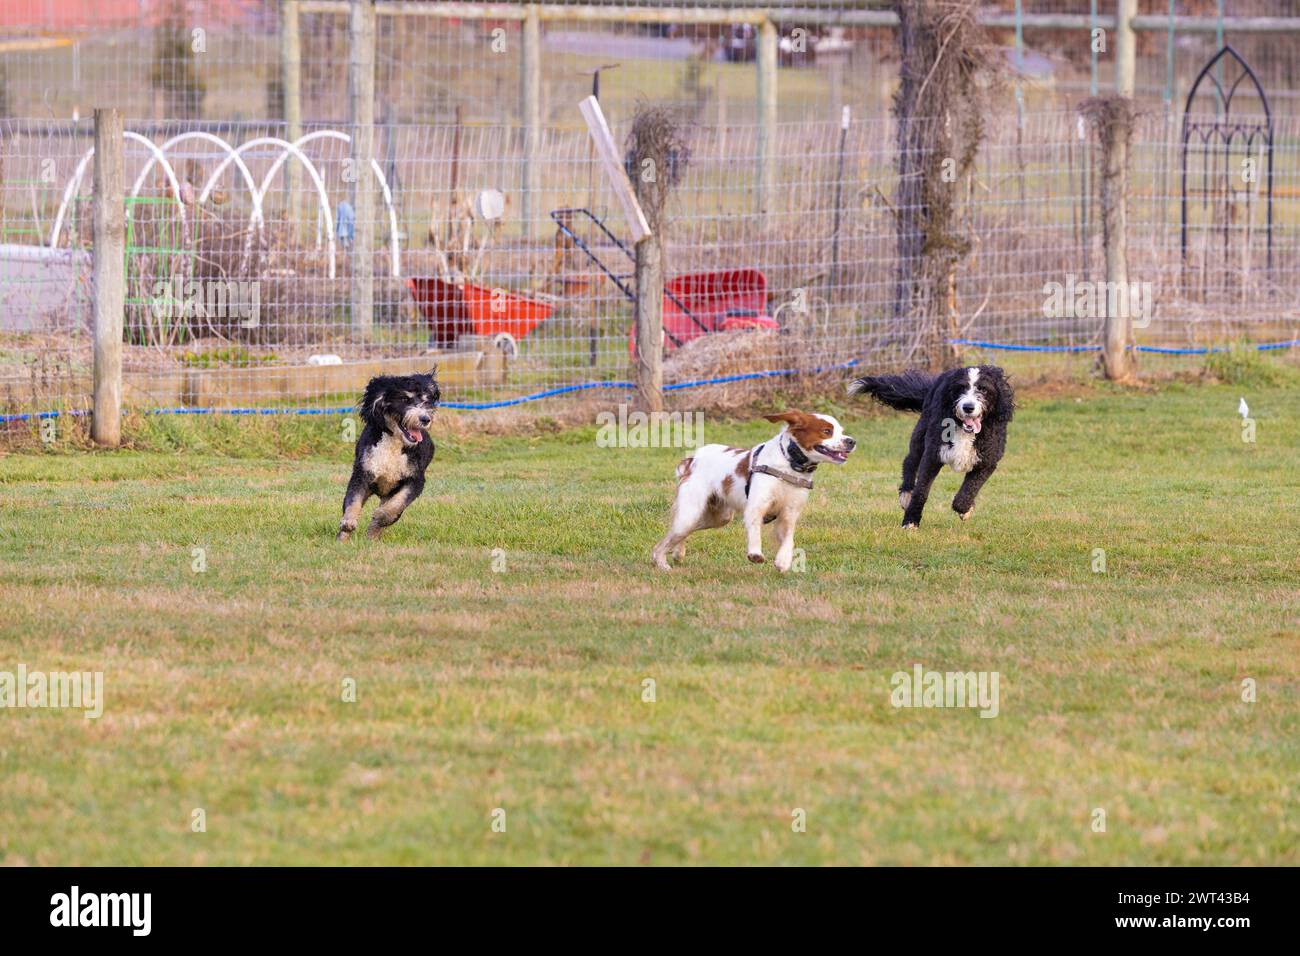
[723,23,756,63]
[723,24,855,67]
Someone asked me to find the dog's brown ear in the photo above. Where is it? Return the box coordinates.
[763,410,805,426]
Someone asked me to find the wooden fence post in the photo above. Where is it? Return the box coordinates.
[348,0,376,338]
[634,231,664,413]
[1115,0,1137,96]
[520,5,541,235]
[92,107,125,448]
[632,143,663,413]
[756,18,778,217]
[281,0,303,220]
[1095,97,1137,381]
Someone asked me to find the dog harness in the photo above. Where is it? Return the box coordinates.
[745,438,816,496]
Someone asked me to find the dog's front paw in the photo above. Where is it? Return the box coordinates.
[336,525,355,542]
[956,506,974,521]
[748,552,765,564]
[901,520,919,530]
[652,541,677,571]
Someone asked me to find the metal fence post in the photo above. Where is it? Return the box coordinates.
[757,18,778,217]
[520,5,541,236]
[91,107,125,448]
[348,0,376,338]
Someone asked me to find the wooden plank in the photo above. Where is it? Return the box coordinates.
[297,2,1300,32]
[182,351,504,409]
[579,95,651,243]
[13,352,508,415]
[1131,15,1300,33]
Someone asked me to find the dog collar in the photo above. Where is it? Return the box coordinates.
[781,435,818,474]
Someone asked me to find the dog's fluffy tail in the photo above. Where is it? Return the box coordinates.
[846,370,934,413]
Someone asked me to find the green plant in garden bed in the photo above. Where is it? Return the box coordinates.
[178,348,280,369]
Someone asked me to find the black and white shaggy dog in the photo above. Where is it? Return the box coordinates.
[848,365,1014,528]
[337,371,440,541]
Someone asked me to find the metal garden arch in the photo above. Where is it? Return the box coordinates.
[1180,45,1274,272]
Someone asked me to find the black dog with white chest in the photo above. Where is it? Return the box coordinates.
[337,371,440,541]
[848,365,1014,528]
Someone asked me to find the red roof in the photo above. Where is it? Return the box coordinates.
[0,0,261,32]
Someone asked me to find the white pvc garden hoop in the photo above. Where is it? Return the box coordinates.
[48,132,188,251]
[49,130,404,283]
[252,130,401,277]
[198,135,338,279]
[131,131,264,231]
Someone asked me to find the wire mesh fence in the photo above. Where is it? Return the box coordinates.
[1,1,1298,428]
[5,2,1300,125]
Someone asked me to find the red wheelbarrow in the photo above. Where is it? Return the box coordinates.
[656,268,775,353]
[549,208,779,357]
[407,276,553,352]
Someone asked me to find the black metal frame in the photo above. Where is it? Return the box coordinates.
[549,207,710,347]
[1180,45,1274,271]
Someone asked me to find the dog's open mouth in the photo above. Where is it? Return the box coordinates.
[960,416,982,435]
[400,426,423,444]
[815,443,850,463]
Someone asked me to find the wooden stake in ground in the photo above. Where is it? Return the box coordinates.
[92,107,126,448]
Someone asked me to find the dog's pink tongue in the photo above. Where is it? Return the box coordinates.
[967,419,982,434]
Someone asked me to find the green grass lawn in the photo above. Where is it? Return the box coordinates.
[1,380,1297,865]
